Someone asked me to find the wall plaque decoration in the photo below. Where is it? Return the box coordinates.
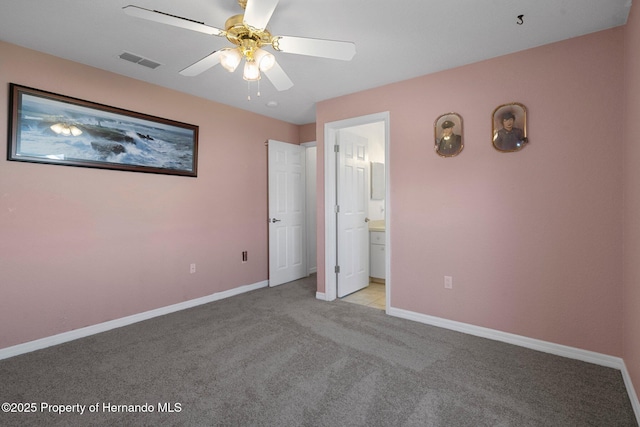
[492,102,528,152]
[434,113,463,157]
[8,84,198,177]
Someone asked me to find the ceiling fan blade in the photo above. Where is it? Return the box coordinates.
[123,5,225,36]
[243,0,279,31]
[263,61,293,91]
[179,51,223,76]
[273,36,356,61]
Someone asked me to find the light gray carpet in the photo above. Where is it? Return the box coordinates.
[0,275,637,426]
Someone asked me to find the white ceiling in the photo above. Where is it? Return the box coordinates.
[0,0,632,124]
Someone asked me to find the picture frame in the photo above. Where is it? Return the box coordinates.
[7,83,198,177]
[492,102,528,152]
[434,112,463,157]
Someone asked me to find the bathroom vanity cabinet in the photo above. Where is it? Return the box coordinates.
[370,230,385,280]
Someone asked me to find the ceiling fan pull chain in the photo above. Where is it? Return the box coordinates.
[246,80,261,100]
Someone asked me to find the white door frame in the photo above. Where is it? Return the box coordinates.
[302,141,317,275]
[323,112,390,307]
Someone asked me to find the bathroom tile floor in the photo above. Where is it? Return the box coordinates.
[341,281,386,310]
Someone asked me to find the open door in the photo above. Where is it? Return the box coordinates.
[336,130,370,297]
[268,140,307,287]
[323,112,389,303]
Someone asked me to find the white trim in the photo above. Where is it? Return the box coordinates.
[388,306,640,423]
[304,142,318,277]
[0,280,269,361]
[383,119,391,312]
[315,291,327,301]
[621,361,640,423]
[324,112,390,302]
[388,306,622,367]
[324,121,338,301]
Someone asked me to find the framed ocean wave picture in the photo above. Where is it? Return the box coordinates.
[7,83,198,177]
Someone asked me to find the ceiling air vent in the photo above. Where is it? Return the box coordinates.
[119,51,161,69]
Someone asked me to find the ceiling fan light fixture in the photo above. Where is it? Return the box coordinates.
[124,0,356,94]
[243,60,261,81]
[220,48,242,72]
[254,48,275,71]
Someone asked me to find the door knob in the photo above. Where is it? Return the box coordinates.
[270,218,282,223]
[364,217,370,222]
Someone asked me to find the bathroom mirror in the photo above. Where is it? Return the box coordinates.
[371,162,385,200]
[434,113,463,157]
[492,102,528,152]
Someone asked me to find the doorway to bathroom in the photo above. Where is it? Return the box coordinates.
[324,112,389,310]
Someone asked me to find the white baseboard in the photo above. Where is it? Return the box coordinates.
[315,291,327,301]
[387,306,640,424]
[0,280,269,361]
[621,361,640,423]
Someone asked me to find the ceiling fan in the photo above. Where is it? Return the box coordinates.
[123,0,356,92]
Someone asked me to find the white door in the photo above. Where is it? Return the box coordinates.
[336,130,370,297]
[268,140,307,287]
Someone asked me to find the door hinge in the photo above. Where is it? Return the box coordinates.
[334,144,339,153]
[335,265,340,274]
[334,205,340,213]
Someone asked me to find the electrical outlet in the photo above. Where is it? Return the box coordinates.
[444,276,453,289]
[190,263,196,274]
[242,251,248,263]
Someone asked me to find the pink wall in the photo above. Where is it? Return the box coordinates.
[299,123,316,143]
[623,3,640,404]
[0,41,299,349]
[317,28,625,356]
